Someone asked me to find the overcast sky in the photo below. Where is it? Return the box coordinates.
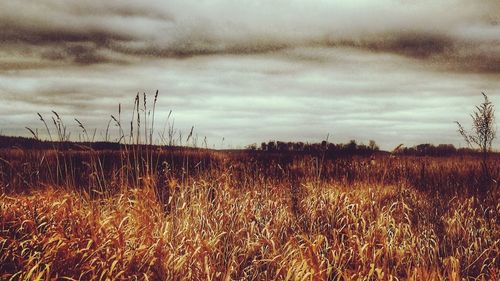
[1,0,499,149]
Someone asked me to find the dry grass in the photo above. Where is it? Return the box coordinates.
[1,93,498,280]
[0,154,498,280]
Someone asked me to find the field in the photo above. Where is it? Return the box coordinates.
[0,141,498,280]
[3,0,500,279]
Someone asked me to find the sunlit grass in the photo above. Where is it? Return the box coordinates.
[1,173,497,280]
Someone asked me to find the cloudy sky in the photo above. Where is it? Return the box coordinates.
[1,0,499,149]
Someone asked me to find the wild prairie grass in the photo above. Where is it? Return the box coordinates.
[0,93,498,279]
[0,148,498,280]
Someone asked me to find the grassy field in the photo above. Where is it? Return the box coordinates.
[0,143,498,280]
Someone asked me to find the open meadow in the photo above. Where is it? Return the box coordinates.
[0,140,498,280]
[2,1,500,279]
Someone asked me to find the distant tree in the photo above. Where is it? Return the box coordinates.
[436,144,456,156]
[246,143,257,150]
[327,143,337,153]
[260,142,267,151]
[357,143,369,154]
[416,144,432,155]
[276,141,288,151]
[368,140,379,151]
[267,141,276,151]
[297,142,305,151]
[346,140,357,153]
[456,92,496,189]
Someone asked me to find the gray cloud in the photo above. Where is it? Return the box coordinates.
[0,0,499,72]
[1,1,499,149]
[1,48,499,149]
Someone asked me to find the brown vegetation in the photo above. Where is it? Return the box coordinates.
[0,93,498,280]
[0,144,498,280]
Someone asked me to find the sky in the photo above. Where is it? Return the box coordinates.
[0,0,499,150]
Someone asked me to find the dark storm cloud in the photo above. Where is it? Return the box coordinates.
[348,33,455,59]
[343,33,500,73]
[1,0,499,71]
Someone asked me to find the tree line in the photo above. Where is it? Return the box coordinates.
[249,140,380,155]
[247,140,490,157]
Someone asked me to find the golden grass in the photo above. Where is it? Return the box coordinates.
[1,170,497,280]
[3,92,497,280]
